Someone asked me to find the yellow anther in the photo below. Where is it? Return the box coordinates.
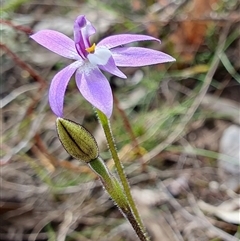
[86,43,96,53]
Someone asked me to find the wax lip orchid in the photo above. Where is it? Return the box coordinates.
[31,15,175,118]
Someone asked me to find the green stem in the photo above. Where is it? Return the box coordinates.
[89,157,149,241]
[89,157,128,209]
[96,109,147,237]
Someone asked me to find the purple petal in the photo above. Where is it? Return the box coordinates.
[98,56,126,79]
[30,30,80,60]
[111,47,176,67]
[97,34,160,49]
[75,67,113,118]
[49,62,80,117]
[74,15,96,58]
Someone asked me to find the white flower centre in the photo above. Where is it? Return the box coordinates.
[87,46,112,66]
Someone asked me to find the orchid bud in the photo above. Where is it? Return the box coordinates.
[56,118,98,162]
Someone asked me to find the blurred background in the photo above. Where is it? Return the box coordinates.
[1,0,240,240]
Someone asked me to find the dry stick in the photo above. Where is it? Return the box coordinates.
[1,42,47,114]
[1,92,48,164]
[1,42,47,118]
[113,94,147,171]
[0,19,33,35]
[113,94,139,149]
[143,24,231,164]
[57,210,74,241]
[0,43,47,88]
[1,23,48,117]
[1,42,48,163]
[1,83,39,108]
[34,133,58,166]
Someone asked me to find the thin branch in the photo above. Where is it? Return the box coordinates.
[0,19,33,35]
[0,43,47,88]
[113,94,147,171]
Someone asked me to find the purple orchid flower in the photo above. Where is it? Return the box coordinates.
[31,15,175,118]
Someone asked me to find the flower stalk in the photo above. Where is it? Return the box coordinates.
[89,157,149,241]
[96,109,147,237]
[89,157,128,209]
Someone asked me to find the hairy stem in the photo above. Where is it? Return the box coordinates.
[96,109,148,239]
[89,157,149,241]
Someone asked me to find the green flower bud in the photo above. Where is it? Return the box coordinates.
[56,118,99,162]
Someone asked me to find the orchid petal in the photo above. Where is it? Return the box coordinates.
[97,34,160,49]
[49,61,80,117]
[87,46,112,66]
[98,56,126,79]
[74,15,96,58]
[111,47,176,67]
[75,66,113,118]
[30,30,79,60]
